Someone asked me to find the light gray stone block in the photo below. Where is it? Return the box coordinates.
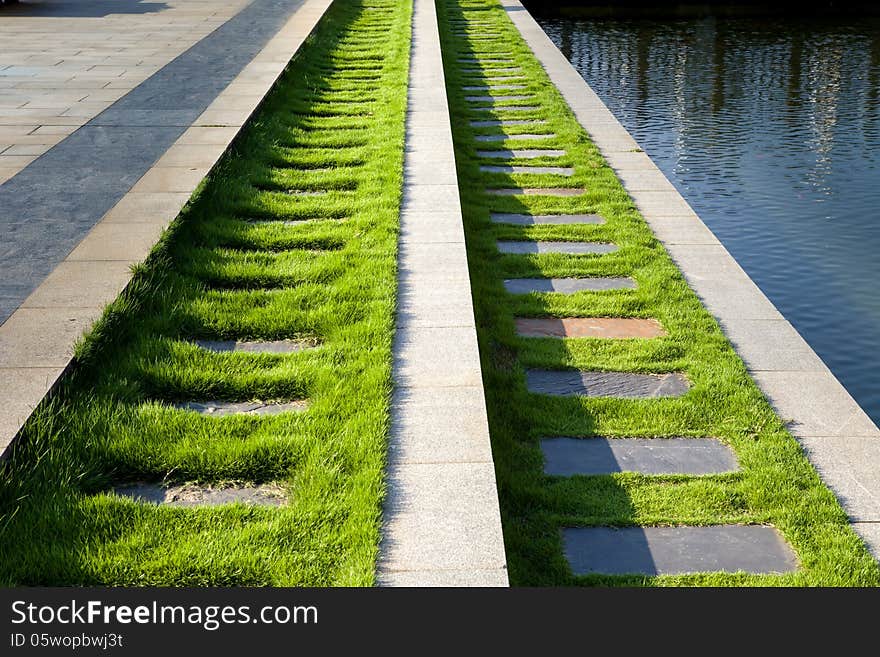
[480,165,573,175]
[752,371,880,438]
[497,240,616,255]
[393,326,483,388]
[173,400,308,416]
[388,386,493,465]
[491,213,604,225]
[376,568,508,587]
[476,149,565,158]
[380,462,507,572]
[798,436,880,521]
[504,277,635,294]
[718,319,828,373]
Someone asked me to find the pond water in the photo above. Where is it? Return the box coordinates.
[537,14,880,426]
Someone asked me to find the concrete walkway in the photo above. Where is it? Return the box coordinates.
[377,0,508,586]
[500,0,880,560]
[0,0,333,454]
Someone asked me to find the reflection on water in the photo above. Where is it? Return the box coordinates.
[538,15,880,425]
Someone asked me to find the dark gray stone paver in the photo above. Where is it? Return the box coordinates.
[563,526,798,575]
[475,134,554,142]
[173,399,309,416]
[526,370,690,398]
[463,85,527,91]
[0,0,309,325]
[541,437,738,475]
[504,277,635,294]
[480,165,573,175]
[476,149,566,158]
[194,339,318,353]
[487,187,583,196]
[491,213,604,225]
[473,106,540,113]
[113,482,287,507]
[497,241,617,255]
[466,95,534,102]
[471,119,546,128]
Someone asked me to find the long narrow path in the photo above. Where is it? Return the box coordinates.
[377,0,508,587]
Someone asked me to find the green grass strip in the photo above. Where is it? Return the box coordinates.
[0,0,412,586]
[438,0,880,586]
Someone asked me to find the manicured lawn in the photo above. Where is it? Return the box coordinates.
[0,0,411,586]
[438,0,880,585]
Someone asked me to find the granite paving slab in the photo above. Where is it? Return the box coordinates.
[463,85,527,91]
[487,187,583,196]
[504,277,635,294]
[470,119,546,127]
[477,149,565,158]
[526,370,690,398]
[516,317,665,338]
[472,106,540,112]
[475,133,554,142]
[466,95,534,102]
[113,482,287,507]
[194,339,318,353]
[541,437,738,475]
[564,525,798,575]
[497,241,616,255]
[173,399,309,416]
[480,165,573,175]
[0,0,312,326]
[491,212,604,225]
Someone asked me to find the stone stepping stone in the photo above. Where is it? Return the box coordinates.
[466,95,534,102]
[541,437,737,476]
[515,317,665,338]
[491,213,604,225]
[461,68,522,75]
[194,339,318,353]
[113,482,287,508]
[471,119,546,127]
[475,134,554,142]
[480,165,573,176]
[487,187,583,196]
[505,277,634,294]
[472,106,540,112]
[497,241,616,255]
[563,526,798,575]
[477,149,565,158]
[526,370,690,398]
[286,190,327,197]
[463,85,527,91]
[173,400,309,416]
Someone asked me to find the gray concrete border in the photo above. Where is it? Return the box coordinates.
[0,0,334,455]
[377,0,508,587]
[500,0,880,559]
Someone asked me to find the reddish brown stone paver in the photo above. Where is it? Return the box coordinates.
[515,317,665,339]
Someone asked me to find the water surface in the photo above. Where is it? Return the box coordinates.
[537,14,880,425]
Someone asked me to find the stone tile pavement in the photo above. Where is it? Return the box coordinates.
[0,0,252,184]
[0,0,334,454]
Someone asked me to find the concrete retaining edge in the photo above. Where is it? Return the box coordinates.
[377,0,509,587]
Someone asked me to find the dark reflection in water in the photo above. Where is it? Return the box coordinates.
[539,15,880,425]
